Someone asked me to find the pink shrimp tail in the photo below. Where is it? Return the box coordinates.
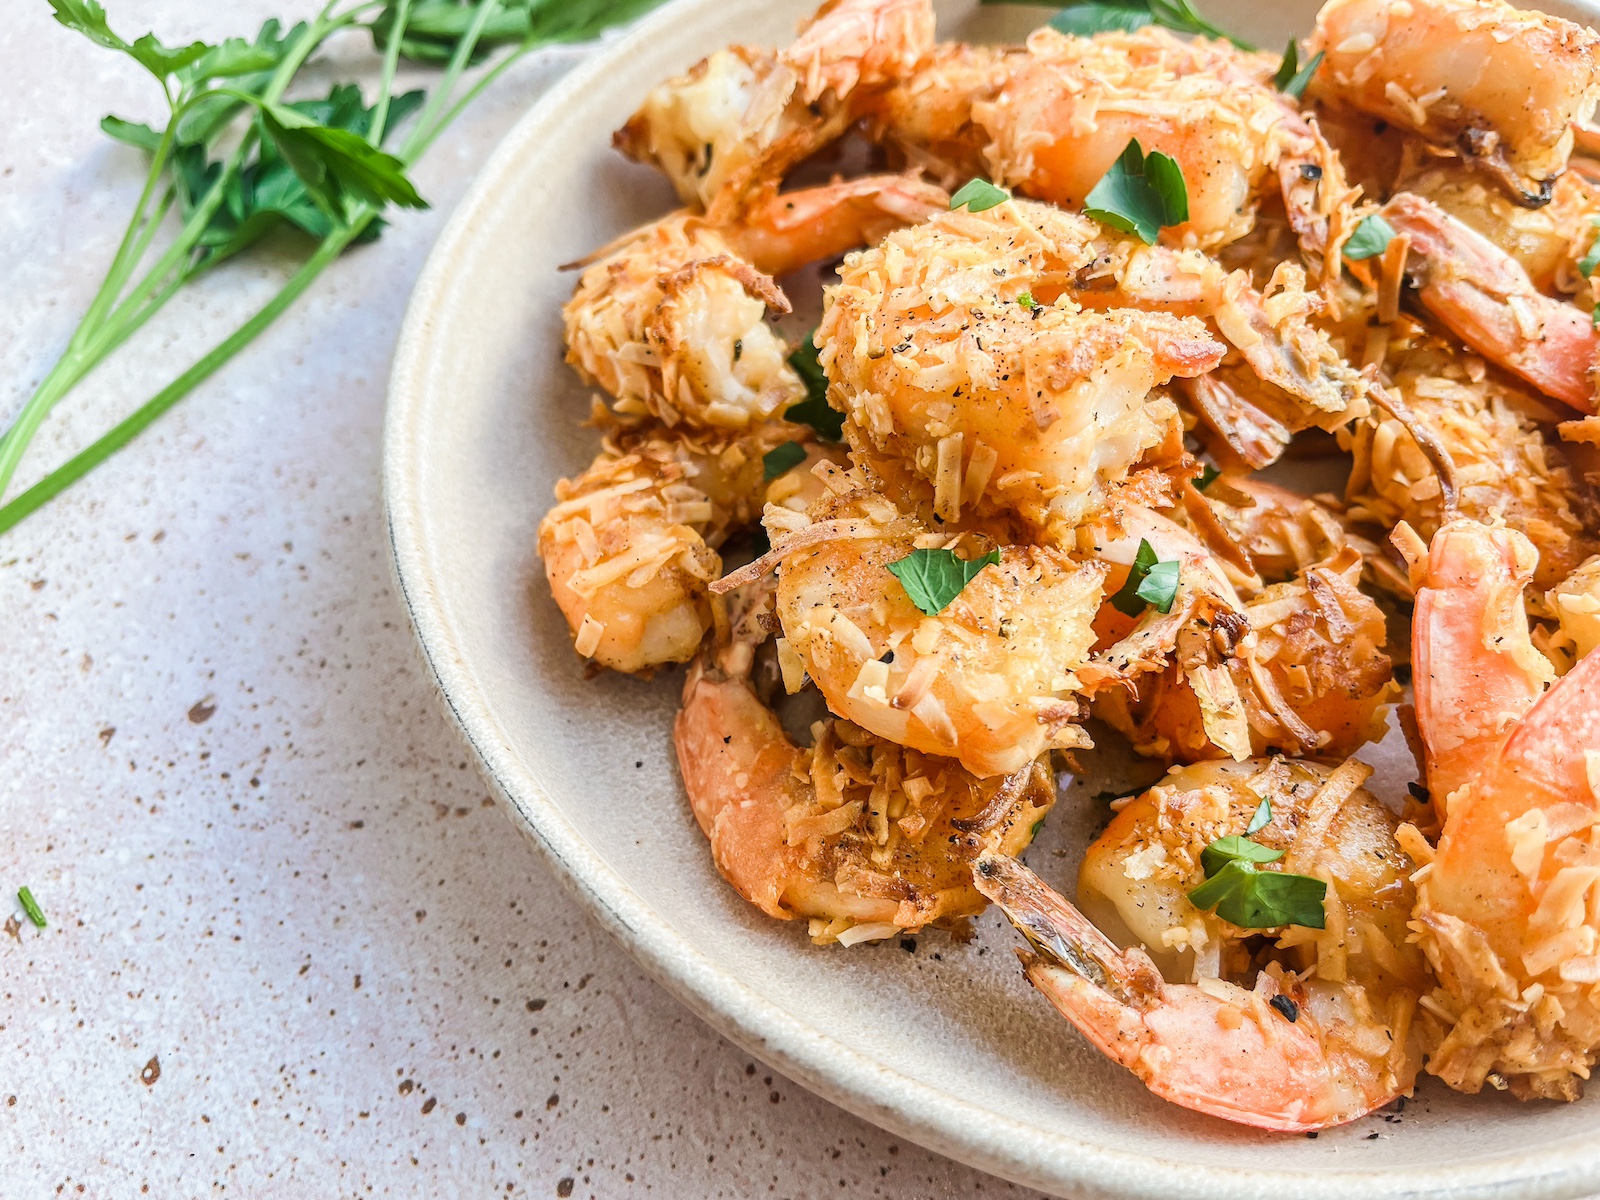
[1383,193,1599,412]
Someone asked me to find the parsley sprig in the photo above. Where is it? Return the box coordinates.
[0,0,666,537]
[1188,800,1327,930]
[1109,538,1181,616]
[1272,39,1323,101]
[887,548,1001,616]
[984,0,1252,50]
[950,178,1011,213]
[1343,214,1397,261]
[1084,139,1188,244]
[762,441,807,481]
[784,333,844,441]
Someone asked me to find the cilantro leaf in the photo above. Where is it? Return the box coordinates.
[887,548,1001,616]
[1017,291,1039,311]
[763,441,807,481]
[784,333,843,441]
[1343,214,1396,261]
[101,115,164,151]
[1195,463,1220,491]
[1245,796,1272,835]
[1109,538,1181,616]
[950,178,1011,212]
[1084,138,1188,244]
[1272,40,1323,101]
[1189,859,1327,928]
[17,886,46,929]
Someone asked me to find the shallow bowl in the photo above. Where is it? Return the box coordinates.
[385,2,1600,1195]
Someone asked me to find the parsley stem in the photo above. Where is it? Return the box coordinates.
[403,0,504,159]
[0,222,365,538]
[405,31,528,163]
[369,0,415,145]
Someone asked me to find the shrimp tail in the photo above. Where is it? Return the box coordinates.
[1383,192,1600,412]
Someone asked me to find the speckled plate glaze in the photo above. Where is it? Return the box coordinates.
[385,2,1600,1195]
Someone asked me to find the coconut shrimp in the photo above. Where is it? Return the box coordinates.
[1407,518,1600,1100]
[1546,555,1600,670]
[975,765,1429,1135]
[1309,0,1600,205]
[675,578,1055,943]
[1340,325,1596,590]
[1396,161,1600,295]
[565,174,945,431]
[727,462,1107,778]
[1097,542,1398,762]
[1379,192,1599,412]
[867,24,1351,257]
[819,198,1365,536]
[539,423,838,673]
[614,0,934,219]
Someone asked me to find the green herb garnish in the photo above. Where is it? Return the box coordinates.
[1084,138,1188,245]
[1196,463,1220,491]
[784,333,844,441]
[1189,820,1326,931]
[762,441,807,481]
[950,178,1011,212]
[1109,538,1181,617]
[995,0,1250,49]
[1017,291,1039,311]
[1188,857,1327,929]
[1245,796,1272,835]
[1272,40,1323,100]
[1579,225,1600,278]
[1343,214,1397,261]
[17,887,46,929]
[0,0,668,538]
[887,548,1001,616]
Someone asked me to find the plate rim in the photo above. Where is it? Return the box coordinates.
[382,2,1600,1196]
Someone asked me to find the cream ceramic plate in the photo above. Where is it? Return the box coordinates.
[385,2,1600,1195]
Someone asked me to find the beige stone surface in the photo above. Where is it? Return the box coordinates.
[0,4,1043,1195]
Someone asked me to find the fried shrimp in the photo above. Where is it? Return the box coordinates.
[675,579,1055,943]
[1408,518,1600,1100]
[818,198,1365,533]
[539,424,835,673]
[869,25,1349,256]
[975,779,1428,1134]
[745,463,1106,778]
[1309,0,1600,205]
[1341,327,1596,589]
[615,0,934,217]
[1097,542,1397,762]
[565,174,945,430]
[1379,192,1599,412]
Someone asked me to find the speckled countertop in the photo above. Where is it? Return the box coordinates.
[0,4,1046,1196]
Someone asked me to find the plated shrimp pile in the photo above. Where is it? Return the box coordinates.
[535,0,1600,1132]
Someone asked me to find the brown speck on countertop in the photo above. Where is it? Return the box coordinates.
[3,915,20,943]
[187,697,216,724]
[140,1057,160,1086]
[555,1179,574,1197]
[420,1097,437,1115]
